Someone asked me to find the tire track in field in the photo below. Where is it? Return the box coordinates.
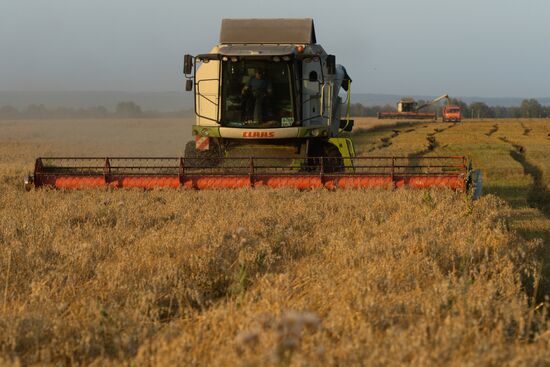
[364,122,456,156]
[485,124,499,137]
[402,124,459,180]
[366,127,417,153]
[377,130,400,150]
[409,123,457,158]
[498,136,550,218]
[520,121,532,136]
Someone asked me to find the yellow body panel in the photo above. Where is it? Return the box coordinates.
[328,137,356,167]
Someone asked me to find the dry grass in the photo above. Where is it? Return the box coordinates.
[1,118,550,365]
[431,119,550,293]
[353,118,550,295]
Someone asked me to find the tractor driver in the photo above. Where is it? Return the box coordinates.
[242,68,273,124]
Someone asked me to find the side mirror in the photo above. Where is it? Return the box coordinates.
[326,55,336,75]
[183,54,193,75]
[185,79,193,91]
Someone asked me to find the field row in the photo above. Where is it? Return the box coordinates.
[353,118,550,293]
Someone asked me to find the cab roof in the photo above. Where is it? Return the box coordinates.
[220,18,316,44]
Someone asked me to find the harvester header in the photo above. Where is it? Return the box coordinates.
[27,156,471,191]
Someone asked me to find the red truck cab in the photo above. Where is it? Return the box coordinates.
[442,105,461,122]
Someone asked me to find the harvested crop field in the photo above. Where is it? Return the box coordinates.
[1,118,550,365]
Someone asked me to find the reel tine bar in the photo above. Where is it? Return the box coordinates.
[31,156,469,190]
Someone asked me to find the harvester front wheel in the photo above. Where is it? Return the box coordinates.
[184,140,221,168]
[307,141,344,173]
[323,143,344,173]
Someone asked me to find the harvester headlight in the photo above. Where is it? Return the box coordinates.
[273,56,281,62]
[222,56,228,62]
[200,128,210,137]
[282,56,290,61]
[311,129,320,137]
[231,57,238,62]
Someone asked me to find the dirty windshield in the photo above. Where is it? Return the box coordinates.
[220,59,296,128]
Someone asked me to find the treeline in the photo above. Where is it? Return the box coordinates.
[2,99,549,120]
[349,98,550,118]
[0,101,193,119]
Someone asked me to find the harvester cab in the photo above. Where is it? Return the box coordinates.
[26,18,480,196]
[183,18,354,165]
[397,98,418,113]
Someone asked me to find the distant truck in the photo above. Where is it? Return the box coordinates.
[442,105,461,122]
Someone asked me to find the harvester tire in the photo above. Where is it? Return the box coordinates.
[322,143,344,173]
[306,141,344,173]
[184,140,221,168]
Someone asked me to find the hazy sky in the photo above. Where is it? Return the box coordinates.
[1,0,549,97]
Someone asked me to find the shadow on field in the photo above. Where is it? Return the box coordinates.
[408,123,457,163]
[486,185,531,208]
[519,121,532,136]
[497,137,550,299]
[354,120,453,155]
[352,120,425,136]
[485,124,499,137]
[498,137,550,218]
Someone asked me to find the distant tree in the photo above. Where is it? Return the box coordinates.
[520,99,529,117]
[348,103,397,117]
[507,106,518,118]
[379,104,395,112]
[116,101,143,117]
[492,106,508,118]
[350,103,366,116]
[520,99,542,118]
[469,102,493,119]
[530,99,542,117]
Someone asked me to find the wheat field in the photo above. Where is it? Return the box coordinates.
[1,118,550,366]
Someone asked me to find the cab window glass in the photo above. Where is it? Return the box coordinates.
[221,59,296,128]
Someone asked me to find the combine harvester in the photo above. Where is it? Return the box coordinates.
[378,94,461,121]
[25,19,479,194]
